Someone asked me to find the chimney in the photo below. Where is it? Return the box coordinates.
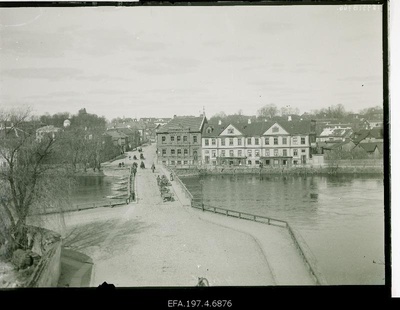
[288,115,292,122]
[248,119,251,124]
[218,120,222,125]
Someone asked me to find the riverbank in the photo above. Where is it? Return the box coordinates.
[171,164,383,177]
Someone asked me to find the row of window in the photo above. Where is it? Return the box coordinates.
[161,135,198,143]
[204,137,306,146]
[205,148,307,158]
[161,149,197,156]
[209,159,302,166]
[162,160,190,165]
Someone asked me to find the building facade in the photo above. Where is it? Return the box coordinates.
[156,116,206,166]
[201,120,316,167]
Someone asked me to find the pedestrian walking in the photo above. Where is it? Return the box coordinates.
[170,172,174,181]
[151,163,155,173]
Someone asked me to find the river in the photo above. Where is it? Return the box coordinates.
[71,176,118,204]
[180,174,385,285]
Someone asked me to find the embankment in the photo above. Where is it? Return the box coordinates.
[171,162,383,177]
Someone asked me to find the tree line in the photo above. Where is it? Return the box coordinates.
[0,107,122,258]
[209,104,383,123]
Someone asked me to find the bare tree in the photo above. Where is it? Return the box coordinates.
[257,104,279,119]
[0,108,73,257]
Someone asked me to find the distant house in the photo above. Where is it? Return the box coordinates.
[351,128,383,158]
[156,115,207,166]
[355,142,383,158]
[316,127,353,143]
[36,125,61,142]
[321,139,356,153]
[352,127,383,144]
[104,130,129,153]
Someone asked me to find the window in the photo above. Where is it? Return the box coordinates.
[282,137,287,145]
[301,149,306,153]
[184,160,188,165]
[171,136,175,142]
[162,161,166,165]
[274,159,279,165]
[171,149,175,155]
[293,137,298,145]
[205,139,209,146]
[162,136,166,143]
[238,150,242,157]
[177,160,181,165]
[283,149,287,156]
[212,139,216,145]
[229,138,233,146]
[212,150,216,158]
[255,150,260,157]
[171,160,175,165]
[184,149,188,155]
[265,150,270,157]
[183,136,187,142]
[272,126,279,133]
[162,149,166,155]
[229,150,234,157]
[237,138,242,146]
[221,138,225,146]
[177,149,182,155]
[265,137,269,145]
[293,160,298,165]
[255,160,260,165]
[274,149,278,157]
[283,160,287,166]
[247,138,252,145]
[248,160,252,165]
[265,160,270,165]
[255,138,259,145]
[294,149,298,156]
[228,128,234,134]
[193,136,197,143]
[205,150,209,154]
[247,150,252,157]
[274,137,278,145]
[221,150,225,157]
[301,137,306,145]
[177,136,181,142]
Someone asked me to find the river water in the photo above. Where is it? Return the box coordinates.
[180,174,385,285]
[71,176,117,204]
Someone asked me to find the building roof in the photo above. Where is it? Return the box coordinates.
[358,142,383,153]
[329,139,356,150]
[105,130,129,138]
[352,127,383,144]
[318,128,352,138]
[202,120,313,138]
[157,116,206,133]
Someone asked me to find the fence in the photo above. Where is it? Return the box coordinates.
[171,170,328,286]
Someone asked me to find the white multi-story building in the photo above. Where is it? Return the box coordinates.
[201,120,316,167]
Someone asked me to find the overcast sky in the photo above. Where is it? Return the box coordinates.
[0,5,383,120]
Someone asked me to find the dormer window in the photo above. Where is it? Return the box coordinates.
[207,127,212,133]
